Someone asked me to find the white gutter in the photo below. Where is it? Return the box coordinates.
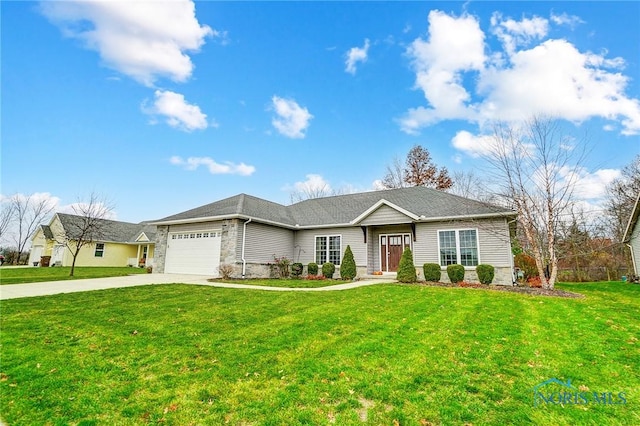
[241,217,252,278]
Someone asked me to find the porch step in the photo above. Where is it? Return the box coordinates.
[360,274,397,280]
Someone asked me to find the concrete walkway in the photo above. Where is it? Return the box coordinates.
[0,274,394,300]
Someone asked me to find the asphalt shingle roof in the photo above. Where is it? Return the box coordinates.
[155,187,514,228]
[57,213,156,243]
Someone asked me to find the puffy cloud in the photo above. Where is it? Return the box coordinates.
[345,39,370,74]
[400,10,640,136]
[170,156,255,176]
[558,167,621,200]
[40,0,214,86]
[292,174,332,194]
[451,130,501,157]
[144,90,208,131]
[270,96,313,139]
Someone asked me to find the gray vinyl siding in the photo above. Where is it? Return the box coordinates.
[360,205,412,226]
[413,218,512,267]
[167,221,224,233]
[242,222,294,263]
[294,227,366,266]
[631,224,640,275]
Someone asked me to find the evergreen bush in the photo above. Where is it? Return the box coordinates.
[340,245,357,280]
[307,262,318,275]
[446,264,465,283]
[476,264,495,284]
[322,262,336,279]
[396,247,417,283]
[423,263,442,282]
[291,262,303,278]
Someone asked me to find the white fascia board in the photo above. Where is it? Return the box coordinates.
[351,199,419,225]
[416,211,516,223]
[623,193,640,243]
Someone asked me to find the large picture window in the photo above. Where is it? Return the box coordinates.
[438,229,478,267]
[315,235,341,265]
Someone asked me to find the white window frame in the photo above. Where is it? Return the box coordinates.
[314,235,342,265]
[94,242,105,258]
[437,228,480,268]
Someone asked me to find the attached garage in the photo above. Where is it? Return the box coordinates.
[164,230,222,276]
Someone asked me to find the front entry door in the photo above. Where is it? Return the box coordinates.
[381,234,411,272]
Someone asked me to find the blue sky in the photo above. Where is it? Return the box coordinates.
[2,1,639,224]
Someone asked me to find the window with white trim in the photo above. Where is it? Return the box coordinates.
[315,235,341,265]
[438,229,479,267]
[94,243,105,258]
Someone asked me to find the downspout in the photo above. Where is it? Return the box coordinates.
[241,218,252,278]
[507,217,518,285]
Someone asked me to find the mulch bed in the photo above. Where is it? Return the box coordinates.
[414,281,584,299]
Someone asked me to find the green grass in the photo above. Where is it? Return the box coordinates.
[0,266,147,285]
[1,281,639,425]
[212,278,355,288]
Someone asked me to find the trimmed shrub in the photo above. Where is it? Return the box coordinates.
[446,264,465,283]
[397,247,417,283]
[307,262,318,275]
[291,262,303,278]
[322,262,336,279]
[340,245,357,280]
[476,264,495,284]
[423,263,441,282]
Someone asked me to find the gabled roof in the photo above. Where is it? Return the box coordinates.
[154,187,515,228]
[56,213,156,244]
[623,192,640,242]
[40,225,54,239]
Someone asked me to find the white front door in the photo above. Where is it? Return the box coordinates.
[30,246,43,265]
[164,230,222,276]
[52,245,64,265]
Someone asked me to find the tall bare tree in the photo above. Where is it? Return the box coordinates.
[10,194,55,264]
[381,145,452,190]
[0,202,15,244]
[606,154,640,240]
[449,170,497,203]
[486,116,587,290]
[57,193,115,276]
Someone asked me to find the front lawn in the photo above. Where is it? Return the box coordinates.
[1,282,638,425]
[0,266,147,285]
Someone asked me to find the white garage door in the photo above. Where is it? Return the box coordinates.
[165,230,222,276]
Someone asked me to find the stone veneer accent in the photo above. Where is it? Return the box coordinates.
[220,219,239,267]
[153,225,169,273]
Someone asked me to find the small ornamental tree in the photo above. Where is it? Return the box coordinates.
[446,264,465,283]
[307,262,318,275]
[322,262,336,279]
[476,264,495,284]
[397,247,417,283]
[340,245,357,280]
[423,263,441,282]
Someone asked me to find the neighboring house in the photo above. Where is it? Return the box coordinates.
[623,193,640,276]
[152,187,517,284]
[29,213,156,268]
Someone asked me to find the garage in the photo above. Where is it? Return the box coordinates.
[164,230,222,276]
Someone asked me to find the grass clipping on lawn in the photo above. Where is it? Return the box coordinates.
[1,282,638,425]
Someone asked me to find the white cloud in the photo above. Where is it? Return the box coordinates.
[451,130,501,157]
[144,90,208,131]
[40,0,214,86]
[170,156,255,176]
[400,10,640,136]
[558,167,621,200]
[345,39,370,74]
[292,174,332,194]
[270,96,313,139]
[550,12,585,28]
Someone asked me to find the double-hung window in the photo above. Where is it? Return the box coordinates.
[315,235,341,265]
[94,243,105,258]
[438,229,479,267]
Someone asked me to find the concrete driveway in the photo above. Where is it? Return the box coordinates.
[0,273,212,300]
[0,274,392,300]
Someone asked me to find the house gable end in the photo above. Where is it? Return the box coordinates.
[353,200,419,226]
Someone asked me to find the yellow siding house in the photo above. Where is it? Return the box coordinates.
[28,213,155,268]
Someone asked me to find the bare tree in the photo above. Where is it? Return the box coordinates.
[10,194,55,264]
[0,202,15,244]
[606,154,640,240]
[486,117,587,290]
[381,157,408,189]
[449,170,497,203]
[57,193,115,276]
[381,145,452,190]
